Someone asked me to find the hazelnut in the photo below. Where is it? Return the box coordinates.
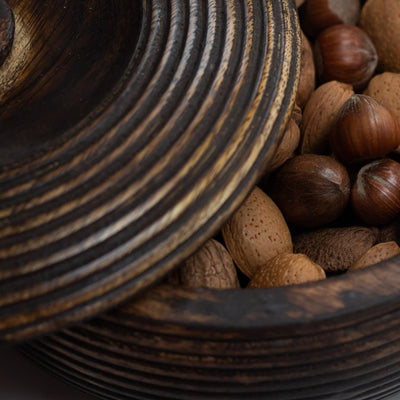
[247,253,326,288]
[222,187,293,279]
[360,0,400,73]
[269,154,350,229]
[303,0,361,37]
[300,81,354,154]
[330,95,400,164]
[314,24,378,91]
[293,226,379,272]
[168,239,240,289]
[352,158,400,226]
[349,241,400,271]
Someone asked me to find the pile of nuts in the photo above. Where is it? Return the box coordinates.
[169,0,400,290]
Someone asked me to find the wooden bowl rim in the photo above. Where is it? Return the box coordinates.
[122,254,400,330]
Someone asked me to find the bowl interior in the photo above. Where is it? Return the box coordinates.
[0,0,141,166]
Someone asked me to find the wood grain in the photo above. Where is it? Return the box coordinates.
[0,0,13,67]
[22,255,400,399]
[0,0,300,343]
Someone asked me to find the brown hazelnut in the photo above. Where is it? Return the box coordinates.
[269,154,350,228]
[352,158,400,226]
[314,24,378,91]
[330,95,400,164]
[303,0,361,37]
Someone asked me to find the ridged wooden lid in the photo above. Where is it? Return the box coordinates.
[0,0,300,343]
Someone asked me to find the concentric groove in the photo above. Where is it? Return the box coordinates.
[1,0,299,343]
[22,303,400,400]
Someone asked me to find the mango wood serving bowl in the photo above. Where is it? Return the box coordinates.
[12,1,400,399]
[23,258,400,400]
[0,0,299,343]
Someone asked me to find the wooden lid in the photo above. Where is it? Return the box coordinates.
[0,0,300,343]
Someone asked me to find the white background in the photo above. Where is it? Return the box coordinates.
[0,347,399,400]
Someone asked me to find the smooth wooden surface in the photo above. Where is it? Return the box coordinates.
[22,254,400,400]
[0,0,300,343]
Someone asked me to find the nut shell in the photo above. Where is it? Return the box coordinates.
[248,253,326,288]
[222,187,293,279]
[266,118,300,173]
[364,72,400,125]
[293,226,378,272]
[296,31,316,108]
[300,81,354,154]
[349,241,400,271]
[352,158,400,226]
[168,239,240,289]
[303,0,361,37]
[330,95,400,164]
[360,0,400,73]
[314,24,378,91]
[269,154,350,229]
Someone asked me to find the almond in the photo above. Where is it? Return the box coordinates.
[360,0,400,73]
[248,253,326,288]
[296,30,316,108]
[300,81,354,154]
[349,241,400,271]
[265,118,300,174]
[222,187,293,279]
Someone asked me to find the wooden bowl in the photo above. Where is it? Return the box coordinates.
[22,255,400,400]
[0,0,299,343]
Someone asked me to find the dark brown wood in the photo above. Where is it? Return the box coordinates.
[22,254,400,400]
[0,0,300,342]
[0,0,13,67]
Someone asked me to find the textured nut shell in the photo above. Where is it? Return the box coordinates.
[296,31,316,108]
[365,72,400,127]
[248,253,326,288]
[378,219,400,245]
[292,103,302,126]
[365,72,400,154]
[266,118,300,173]
[293,226,378,272]
[360,0,400,73]
[349,241,400,271]
[168,239,240,289]
[222,187,293,279]
[300,81,354,154]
